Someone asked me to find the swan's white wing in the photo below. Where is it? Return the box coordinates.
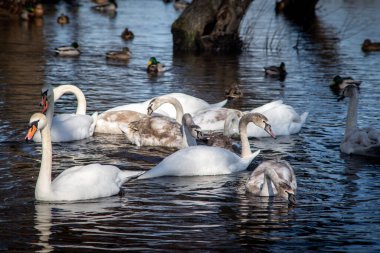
[138,146,259,179]
[341,127,380,157]
[248,102,308,137]
[51,164,143,201]
[251,100,283,114]
[193,108,240,131]
[49,114,95,142]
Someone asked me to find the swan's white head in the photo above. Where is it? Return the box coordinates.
[224,111,244,137]
[25,113,48,141]
[40,84,54,114]
[147,95,176,115]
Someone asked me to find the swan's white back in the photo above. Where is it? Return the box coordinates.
[46,164,142,201]
[138,146,260,179]
[107,93,227,119]
[33,113,97,142]
[249,100,308,137]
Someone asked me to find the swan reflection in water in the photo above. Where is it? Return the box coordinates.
[34,199,123,253]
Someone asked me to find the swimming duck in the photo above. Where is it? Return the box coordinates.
[57,13,69,25]
[338,85,380,157]
[20,6,34,21]
[264,62,287,77]
[106,47,132,60]
[330,75,361,91]
[225,83,243,99]
[93,0,117,12]
[246,159,297,205]
[55,42,80,56]
[121,28,134,40]
[33,3,44,18]
[147,57,166,73]
[361,39,380,52]
[25,113,143,202]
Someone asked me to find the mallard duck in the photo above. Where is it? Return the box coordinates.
[121,28,134,40]
[264,62,287,77]
[57,13,69,25]
[33,3,44,18]
[20,6,34,21]
[330,75,361,90]
[93,0,117,12]
[361,39,380,52]
[106,47,132,60]
[147,57,166,73]
[225,83,243,99]
[55,42,80,56]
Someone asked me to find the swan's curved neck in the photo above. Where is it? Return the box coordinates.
[35,124,52,199]
[345,88,359,137]
[181,124,197,148]
[223,112,239,137]
[157,97,184,123]
[46,85,87,128]
[262,167,279,196]
[239,117,252,158]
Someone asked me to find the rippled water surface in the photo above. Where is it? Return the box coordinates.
[1,0,380,252]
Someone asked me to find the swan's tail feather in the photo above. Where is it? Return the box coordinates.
[299,112,309,125]
[209,99,227,109]
[89,112,98,136]
[242,149,261,165]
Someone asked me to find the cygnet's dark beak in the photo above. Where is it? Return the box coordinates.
[147,105,153,115]
[264,123,276,139]
[287,192,297,206]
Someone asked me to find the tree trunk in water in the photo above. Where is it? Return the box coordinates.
[171,0,253,52]
[275,0,319,26]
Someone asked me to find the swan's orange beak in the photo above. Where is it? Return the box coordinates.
[40,95,48,114]
[25,124,38,141]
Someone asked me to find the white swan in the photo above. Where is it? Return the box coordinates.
[249,100,308,137]
[192,100,307,135]
[25,113,143,201]
[138,113,274,179]
[339,85,380,157]
[245,160,297,205]
[34,84,97,142]
[106,92,227,119]
[119,96,202,149]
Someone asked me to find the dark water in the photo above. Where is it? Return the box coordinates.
[1,0,380,252]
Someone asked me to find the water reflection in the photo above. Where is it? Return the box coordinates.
[1,0,380,251]
[34,199,124,253]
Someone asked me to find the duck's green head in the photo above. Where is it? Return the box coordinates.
[71,42,79,48]
[331,75,343,86]
[148,57,159,66]
[280,62,286,71]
